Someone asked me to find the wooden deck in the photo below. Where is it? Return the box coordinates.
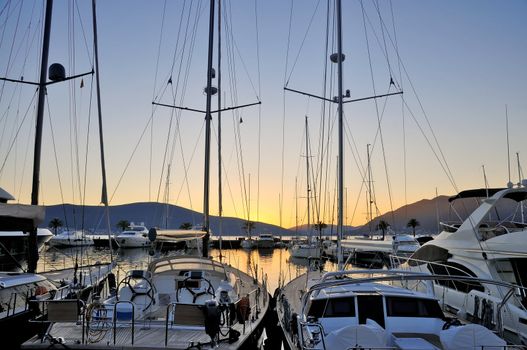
[23,264,269,350]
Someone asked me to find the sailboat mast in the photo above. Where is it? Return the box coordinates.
[202,0,216,257]
[28,0,53,273]
[91,0,114,260]
[305,116,311,237]
[336,0,344,270]
[31,0,53,207]
[217,0,223,258]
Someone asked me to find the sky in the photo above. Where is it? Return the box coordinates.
[0,0,526,230]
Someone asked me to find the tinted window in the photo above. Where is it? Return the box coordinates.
[386,296,445,318]
[307,297,355,318]
[427,262,484,293]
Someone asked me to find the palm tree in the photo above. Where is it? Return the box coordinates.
[116,220,130,232]
[242,221,256,235]
[407,218,420,237]
[179,222,192,230]
[376,220,390,240]
[48,217,63,235]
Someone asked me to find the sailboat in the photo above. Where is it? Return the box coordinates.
[290,116,321,259]
[276,1,507,349]
[23,1,269,349]
[0,0,115,346]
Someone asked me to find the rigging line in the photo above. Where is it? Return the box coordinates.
[254,0,261,222]
[227,33,260,101]
[173,1,206,216]
[74,0,94,67]
[372,0,392,76]
[360,0,395,226]
[108,115,155,203]
[0,88,37,175]
[0,0,12,19]
[80,66,96,236]
[15,99,32,202]
[213,119,241,218]
[156,0,197,210]
[365,7,457,193]
[285,0,322,87]
[149,0,168,202]
[401,97,458,193]
[389,0,407,220]
[316,0,331,228]
[0,0,22,103]
[68,1,83,216]
[173,121,205,214]
[155,83,176,204]
[45,96,70,231]
[225,0,250,221]
[1,1,37,103]
[280,0,294,228]
[322,7,337,225]
[151,0,189,104]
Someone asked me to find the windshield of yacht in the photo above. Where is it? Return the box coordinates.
[386,296,444,319]
[496,258,527,308]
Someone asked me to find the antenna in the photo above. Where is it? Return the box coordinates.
[506,105,512,188]
[516,152,522,187]
[482,165,489,198]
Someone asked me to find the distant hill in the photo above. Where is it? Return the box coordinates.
[44,192,521,237]
[355,194,519,235]
[44,202,293,237]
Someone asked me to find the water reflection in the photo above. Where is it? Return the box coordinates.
[36,246,338,293]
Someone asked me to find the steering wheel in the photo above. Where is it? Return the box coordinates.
[117,275,156,311]
[177,276,216,303]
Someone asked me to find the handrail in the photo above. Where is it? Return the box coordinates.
[298,320,326,350]
[164,302,177,346]
[113,300,134,345]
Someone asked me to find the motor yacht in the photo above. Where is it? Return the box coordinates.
[256,233,275,249]
[48,230,94,248]
[400,185,527,344]
[114,222,150,248]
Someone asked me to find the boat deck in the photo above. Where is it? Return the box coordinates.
[24,264,269,350]
[276,271,323,349]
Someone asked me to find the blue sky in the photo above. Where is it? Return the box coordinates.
[0,0,526,228]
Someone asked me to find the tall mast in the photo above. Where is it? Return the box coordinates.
[217,0,223,259]
[92,0,114,260]
[336,0,344,270]
[202,0,216,257]
[27,0,53,273]
[305,116,311,238]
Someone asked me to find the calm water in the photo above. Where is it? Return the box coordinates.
[37,246,339,293]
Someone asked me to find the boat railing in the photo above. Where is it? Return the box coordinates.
[112,300,135,345]
[298,320,326,350]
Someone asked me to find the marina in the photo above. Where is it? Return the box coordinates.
[0,0,526,349]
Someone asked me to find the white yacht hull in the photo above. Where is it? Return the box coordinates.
[290,244,320,259]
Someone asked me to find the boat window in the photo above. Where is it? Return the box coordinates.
[497,258,527,308]
[357,295,384,327]
[386,296,444,318]
[427,262,484,293]
[0,285,31,313]
[307,297,355,318]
